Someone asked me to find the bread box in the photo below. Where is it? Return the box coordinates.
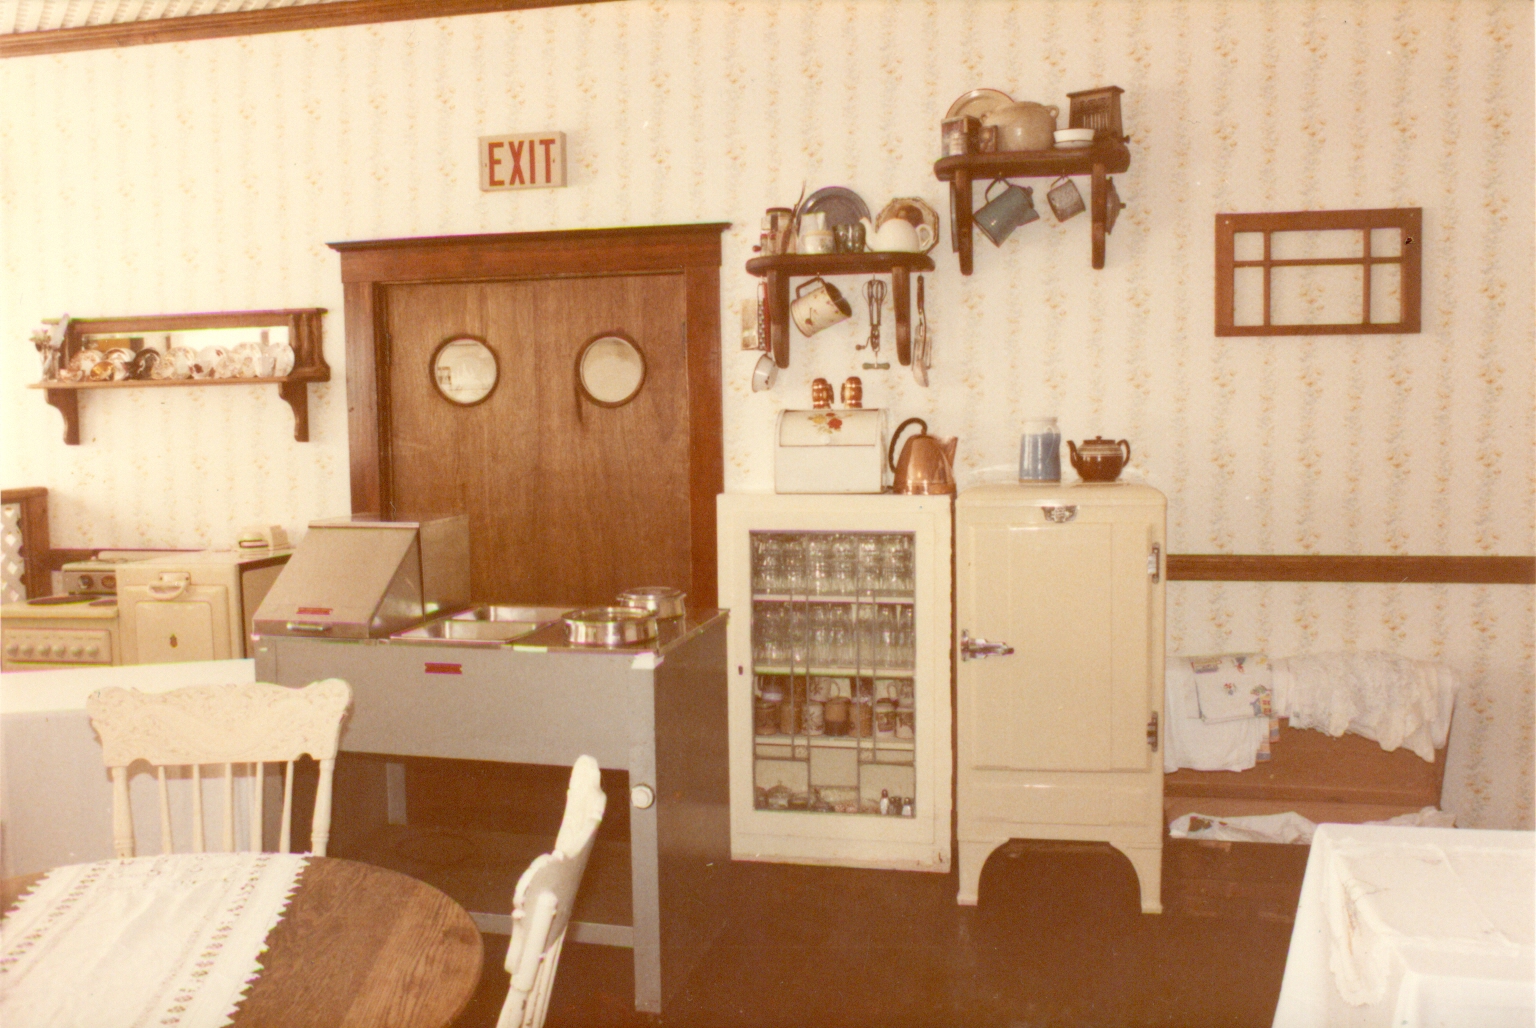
[774,409,887,494]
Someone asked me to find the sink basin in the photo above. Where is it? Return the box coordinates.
[391,605,572,646]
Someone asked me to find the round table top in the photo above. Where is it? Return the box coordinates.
[3,855,484,1028]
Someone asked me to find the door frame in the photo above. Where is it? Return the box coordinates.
[328,223,729,607]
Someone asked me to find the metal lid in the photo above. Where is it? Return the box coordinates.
[617,586,686,619]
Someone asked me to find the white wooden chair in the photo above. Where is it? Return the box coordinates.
[85,679,352,857]
[497,754,607,1028]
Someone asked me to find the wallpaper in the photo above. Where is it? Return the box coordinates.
[1,0,1531,828]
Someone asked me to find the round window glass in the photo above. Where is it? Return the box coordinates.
[576,333,646,407]
[431,336,498,406]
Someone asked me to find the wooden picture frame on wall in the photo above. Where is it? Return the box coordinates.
[1215,208,1421,336]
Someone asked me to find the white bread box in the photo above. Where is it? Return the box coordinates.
[774,408,887,494]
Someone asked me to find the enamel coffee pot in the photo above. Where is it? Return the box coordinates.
[888,417,958,495]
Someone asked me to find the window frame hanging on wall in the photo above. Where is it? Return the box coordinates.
[1214,207,1422,336]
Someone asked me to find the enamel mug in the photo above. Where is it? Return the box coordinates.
[790,277,853,337]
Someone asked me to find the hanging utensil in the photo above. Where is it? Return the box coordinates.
[862,278,889,370]
[912,276,929,387]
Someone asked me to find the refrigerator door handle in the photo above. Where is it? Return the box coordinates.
[960,629,1015,661]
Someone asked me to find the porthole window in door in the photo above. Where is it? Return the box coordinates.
[431,335,499,406]
[576,332,647,408]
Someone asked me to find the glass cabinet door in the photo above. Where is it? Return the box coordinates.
[748,530,917,817]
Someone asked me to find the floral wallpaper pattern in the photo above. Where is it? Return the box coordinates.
[1,0,1531,827]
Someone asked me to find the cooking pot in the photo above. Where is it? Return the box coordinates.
[888,417,957,495]
[564,606,657,646]
[982,100,1059,152]
[618,586,686,619]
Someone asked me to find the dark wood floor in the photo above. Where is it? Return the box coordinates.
[436,841,1303,1028]
[329,758,1307,1028]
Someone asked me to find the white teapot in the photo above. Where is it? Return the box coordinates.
[861,215,934,253]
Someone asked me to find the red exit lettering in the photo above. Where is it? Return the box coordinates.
[479,131,566,191]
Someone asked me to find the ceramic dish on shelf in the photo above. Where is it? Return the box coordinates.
[1054,128,1096,149]
[945,88,1013,121]
[797,186,871,231]
[875,197,941,255]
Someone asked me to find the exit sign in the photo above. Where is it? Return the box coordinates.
[479,131,566,191]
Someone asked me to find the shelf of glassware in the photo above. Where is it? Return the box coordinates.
[717,494,952,871]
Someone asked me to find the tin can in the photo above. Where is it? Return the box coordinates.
[941,115,979,157]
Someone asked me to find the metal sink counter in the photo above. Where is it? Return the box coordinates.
[252,608,729,1017]
[390,605,571,646]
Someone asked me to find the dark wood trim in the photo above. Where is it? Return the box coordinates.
[344,283,385,514]
[0,0,612,59]
[1167,553,1534,585]
[329,224,728,593]
[684,266,723,610]
[331,224,732,285]
[2,488,52,599]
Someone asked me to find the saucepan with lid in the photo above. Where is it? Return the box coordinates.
[564,606,658,647]
[617,586,686,620]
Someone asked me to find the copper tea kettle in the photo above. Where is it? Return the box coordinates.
[889,417,957,495]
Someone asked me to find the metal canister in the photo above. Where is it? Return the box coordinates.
[941,115,979,156]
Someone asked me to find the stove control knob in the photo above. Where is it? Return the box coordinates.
[19,644,35,658]
[79,574,95,590]
[630,784,655,810]
[5,643,18,657]
[70,645,86,658]
[85,645,101,658]
[38,644,54,657]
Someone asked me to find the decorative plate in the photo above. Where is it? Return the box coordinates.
[945,88,1013,121]
[797,186,870,231]
[876,197,941,254]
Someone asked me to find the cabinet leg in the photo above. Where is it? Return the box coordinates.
[1113,842,1163,914]
[957,838,1003,906]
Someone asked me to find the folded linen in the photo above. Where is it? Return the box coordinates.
[1271,651,1458,762]
[1191,653,1274,722]
[1163,656,1271,773]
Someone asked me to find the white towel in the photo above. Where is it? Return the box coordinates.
[1163,656,1272,773]
[1190,653,1274,722]
[1271,651,1458,762]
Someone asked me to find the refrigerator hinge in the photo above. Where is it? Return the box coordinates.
[1147,543,1161,583]
[1147,711,1159,752]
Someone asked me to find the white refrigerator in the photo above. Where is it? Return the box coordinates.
[716,492,952,872]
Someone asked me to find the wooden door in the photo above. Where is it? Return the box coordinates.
[383,275,691,607]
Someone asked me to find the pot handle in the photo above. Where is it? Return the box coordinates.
[1118,439,1132,465]
[889,417,928,472]
[795,276,826,299]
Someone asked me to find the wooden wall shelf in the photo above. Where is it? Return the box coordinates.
[28,308,328,445]
[745,251,935,369]
[934,142,1131,274]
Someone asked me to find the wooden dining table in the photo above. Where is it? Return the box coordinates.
[2,855,484,1028]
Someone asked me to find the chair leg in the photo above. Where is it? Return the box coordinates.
[311,757,336,857]
[111,766,135,858]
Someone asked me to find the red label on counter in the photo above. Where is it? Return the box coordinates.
[297,607,332,616]
[424,662,462,675]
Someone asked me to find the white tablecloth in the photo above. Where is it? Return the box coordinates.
[1273,823,1535,1028]
[0,852,307,1028]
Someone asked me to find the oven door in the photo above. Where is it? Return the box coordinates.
[119,575,232,664]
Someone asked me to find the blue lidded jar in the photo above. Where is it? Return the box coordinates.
[1019,417,1061,482]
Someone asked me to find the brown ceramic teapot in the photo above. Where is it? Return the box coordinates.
[1068,436,1131,482]
[889,417,957,495]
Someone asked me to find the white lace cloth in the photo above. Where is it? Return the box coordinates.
[0,852,307,1028]
[1274,824,1535,1028]
[1271,651,1457,762]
